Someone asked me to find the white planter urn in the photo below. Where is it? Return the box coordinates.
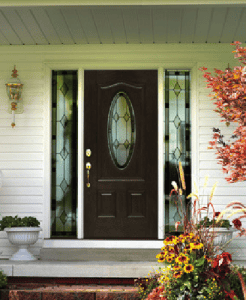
[5,227,42,261]
[208,227,236,252]
[209,227,235,246]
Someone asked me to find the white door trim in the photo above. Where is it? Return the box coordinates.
[43,62,197,248]
[158,67,165,240]
[78,68,84,239]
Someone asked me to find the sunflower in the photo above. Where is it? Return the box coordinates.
[175,254,189,265]
[173,270,183,279]
[183,264,194,273]
[190,242,203,250]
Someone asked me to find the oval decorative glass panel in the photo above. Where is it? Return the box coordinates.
[107,92,136,169]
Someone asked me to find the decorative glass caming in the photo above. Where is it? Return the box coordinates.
[51,71,78,237]
[107,92,136,169]
[164,71,191,233]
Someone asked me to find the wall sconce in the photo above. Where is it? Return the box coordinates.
[5,66,24,128]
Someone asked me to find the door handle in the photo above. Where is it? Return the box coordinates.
[86,162,91,188]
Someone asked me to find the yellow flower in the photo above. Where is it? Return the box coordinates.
[173,265,181,271]
[173,270,183,278]
[166,254,175,263]
[163,236,178,245]
[190,242,203,250]
[157,256,166,263]
[179,232,194,242]
[183,264,194,273]
[188,233,194,239]
[175,254,189,265]
[183,245,192,254]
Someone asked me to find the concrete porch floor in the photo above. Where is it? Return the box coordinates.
[0,260,160,278]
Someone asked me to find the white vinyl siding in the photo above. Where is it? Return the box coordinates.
[0,63,44,258]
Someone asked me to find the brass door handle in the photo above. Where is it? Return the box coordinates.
[86,162,91,188]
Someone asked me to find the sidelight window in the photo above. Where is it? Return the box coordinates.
[164,71,191,233]
[51,71,78,238]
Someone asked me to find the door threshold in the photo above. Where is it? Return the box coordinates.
[43,239,163,249]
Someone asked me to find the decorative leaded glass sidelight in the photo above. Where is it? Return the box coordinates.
[164,71,191,233]
[51,71,78,237]
[107,92,136,169]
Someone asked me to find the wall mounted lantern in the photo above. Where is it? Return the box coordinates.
[5,66,24,128]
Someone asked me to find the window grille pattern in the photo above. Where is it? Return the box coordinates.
[51,71,78,237]
[164,71,191,233]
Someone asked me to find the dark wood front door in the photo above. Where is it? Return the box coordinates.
[84,70,158,239]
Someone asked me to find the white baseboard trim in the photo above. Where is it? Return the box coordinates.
[43,239,164,249]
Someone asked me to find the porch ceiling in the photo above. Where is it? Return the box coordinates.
[0,5,245,45]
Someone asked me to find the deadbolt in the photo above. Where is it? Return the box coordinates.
[86,149,92,157]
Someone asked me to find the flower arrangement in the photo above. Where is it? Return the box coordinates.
[135,162,246,300]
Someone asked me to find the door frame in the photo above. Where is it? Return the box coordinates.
[43,60,198,249]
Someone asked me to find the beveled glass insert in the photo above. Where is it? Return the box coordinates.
[164,71,191,234]
[107,92,136,169]
[51,71,78,238]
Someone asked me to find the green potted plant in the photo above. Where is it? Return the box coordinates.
[0,215,41,261]
[197,215,236,250]
[196,216,231,230]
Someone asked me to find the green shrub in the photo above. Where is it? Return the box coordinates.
[0,215,40,230]
[0,270,7,289]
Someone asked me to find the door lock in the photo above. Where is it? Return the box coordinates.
[86,162,91,188]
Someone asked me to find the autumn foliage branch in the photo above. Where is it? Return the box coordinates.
[200,41,246,183]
